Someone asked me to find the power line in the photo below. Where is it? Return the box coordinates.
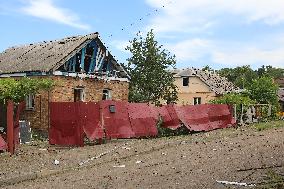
[99,0,173,63]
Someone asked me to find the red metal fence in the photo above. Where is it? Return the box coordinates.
[0,101,25,154]
[0,135,6,151]
[49,101,235,146]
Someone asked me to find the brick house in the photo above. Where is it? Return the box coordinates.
[172,68,238,105]
[0,33,130,130]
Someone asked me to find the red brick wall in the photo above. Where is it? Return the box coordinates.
[23,76,129,130]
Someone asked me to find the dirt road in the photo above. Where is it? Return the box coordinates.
[1,124,284,189]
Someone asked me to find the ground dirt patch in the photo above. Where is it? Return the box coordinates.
[1,123,284,189]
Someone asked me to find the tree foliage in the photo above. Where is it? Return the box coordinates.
[218,65,258,89]
[257,65,284,79]
[247,76,279,105]
[125,30,178,105]
[0,77,54,103]
[218,65,284,89]
[210,93,256,121]
[210,93,255,107]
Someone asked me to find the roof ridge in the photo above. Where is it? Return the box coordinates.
[6,32,99,51]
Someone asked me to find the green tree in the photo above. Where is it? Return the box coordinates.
[210,93,255,122]
[257,65,284,79]
[202,65,214,72]
[247,76,279,105]
[210,93,255,107]
[218,65,258,89]
[0,77,54,103]
[125,30,178,105]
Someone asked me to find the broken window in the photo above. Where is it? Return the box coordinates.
[102,58,109,72]
[183,77,189,86]
[102,89,112,100]
[193,97,201,105]
[74,88,85,102]
[75,54,81,72]
[26,93,35,110]
[84,46,94,73]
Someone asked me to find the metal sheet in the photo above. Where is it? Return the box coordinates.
[208,104,235,129]
[19,121,31,144]
[49,102,84,146]
[174,104,235,132]
[100,100,134,139]
[175,104,211,131]
[163,105,181,129]
[128,103,158,137]
[0,135,7,151]
[80,102,104,141]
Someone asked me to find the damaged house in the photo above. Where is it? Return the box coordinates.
[276,78,284,112]
[0,33,130,131]
[172,68,238,105]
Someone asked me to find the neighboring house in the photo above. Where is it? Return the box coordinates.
[0,33,130,130]
[275,78,284,87]
[278,88,284,112]
[172,68,238,105]
[275,78,284,112]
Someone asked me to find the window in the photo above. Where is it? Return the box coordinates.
[183,77,189,86]
[26,93,35,110]
[193,97,201,105]
[74,88,85,102]
[102,89,112,100]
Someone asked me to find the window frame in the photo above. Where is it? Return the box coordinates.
[74,87,85,102]
[26,93,35,110]
[193,97,202,105]
[182,77,189,87]
[102,89,112,100]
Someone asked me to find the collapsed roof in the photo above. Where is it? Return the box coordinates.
[0,33,129,78]
[172,68,239,95]
[278,88,284,102]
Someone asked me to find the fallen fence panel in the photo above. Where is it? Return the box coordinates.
[158,105,181,129]
[48,101,236,146]
[208,104,235,129]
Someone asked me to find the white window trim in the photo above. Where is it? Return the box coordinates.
[193,97,201,105]
[102,89,112,100]
[26,93,35,110]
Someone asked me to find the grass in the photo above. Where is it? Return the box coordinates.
[257,170,284,189]
[252,120,284,131]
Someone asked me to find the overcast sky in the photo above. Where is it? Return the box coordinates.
[1,0,284,69]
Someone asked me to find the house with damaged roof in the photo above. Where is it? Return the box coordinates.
[0,33,130,130]
[172,68,238,105]
[275,78,284,112]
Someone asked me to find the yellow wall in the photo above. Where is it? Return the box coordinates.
[174,76,217,105]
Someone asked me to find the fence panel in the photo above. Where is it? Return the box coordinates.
[175,104,211,131]
[0,135,7,151]
[80,102,103,141]
[158,105,181,129]
[208,104,235,129]
[49,101,236,146]
[128,103,158,137]
[100,100,134,139]
[49,102,83,146]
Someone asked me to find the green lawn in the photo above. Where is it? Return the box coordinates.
[252,120,284,131]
